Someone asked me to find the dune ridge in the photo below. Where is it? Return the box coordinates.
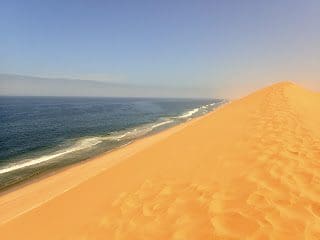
[1,82,320,239]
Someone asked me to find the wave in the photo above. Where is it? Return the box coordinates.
[176,108,200,119]
[176,102,215,119]
[178,100,225,119]
[0,137,102,175]
[149,120,174,129]
[0,101,221,175]
[0,119,174,175]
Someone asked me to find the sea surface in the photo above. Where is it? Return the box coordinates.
[0,96,225,190]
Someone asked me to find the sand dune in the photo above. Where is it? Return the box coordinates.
[1,82,320,239]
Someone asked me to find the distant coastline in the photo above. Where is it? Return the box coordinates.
[0,73,216,99]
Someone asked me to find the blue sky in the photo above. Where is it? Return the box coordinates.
[1,0,319,97]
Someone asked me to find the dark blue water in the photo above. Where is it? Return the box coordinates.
[0,96,224,190]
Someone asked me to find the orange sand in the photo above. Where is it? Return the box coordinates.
[1,82,320,239]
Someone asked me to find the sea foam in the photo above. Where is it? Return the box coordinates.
[0,119,175,175]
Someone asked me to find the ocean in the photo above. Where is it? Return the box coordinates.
[0,96,225,190]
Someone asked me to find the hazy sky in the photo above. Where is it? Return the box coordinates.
[0,0,319,97]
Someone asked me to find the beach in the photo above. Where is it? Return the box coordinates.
[1,81,320,239]
[0,97,220,190]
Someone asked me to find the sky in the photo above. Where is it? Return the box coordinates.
[0,0,319,98]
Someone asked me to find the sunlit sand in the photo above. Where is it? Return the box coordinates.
[1,82,320,239]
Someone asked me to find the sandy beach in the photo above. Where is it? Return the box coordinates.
[1,82,320,239]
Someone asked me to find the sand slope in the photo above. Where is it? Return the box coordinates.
[1,82,320,239]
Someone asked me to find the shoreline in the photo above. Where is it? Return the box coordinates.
[0,103,225,225]
[0,140,134,195]
[0,99,227,192]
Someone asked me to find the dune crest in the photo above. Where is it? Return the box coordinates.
[1,82,320,239]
